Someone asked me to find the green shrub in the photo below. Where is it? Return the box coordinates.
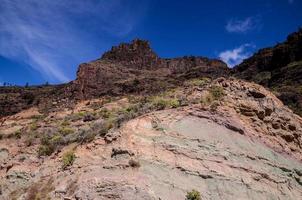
[186,189,201,200]
[61,120,70,127]
[150,96,181,110]
[76,128,96,143]
[169,99,180,108]
[50,135,63,145]
[62,150,76,169]
[38,144,55,157]
[59,127,74,136]
[99,108,113,119]
[200,93,214,106]
[99,119,116,136]
[151,96,167,110]
[209,86,224,100]
[30,122,38,131]
[185,78,210,87]
[66,113,84,122]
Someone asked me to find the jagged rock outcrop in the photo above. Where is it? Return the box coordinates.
[72,39,229,99]
[234,29,302,116]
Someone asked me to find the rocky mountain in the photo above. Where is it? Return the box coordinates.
[0,39,229,117]
[234,29,302,116]
[71,39,229,99]
[0,34,302,199]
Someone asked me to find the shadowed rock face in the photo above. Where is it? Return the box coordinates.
[72,39,229,99]
[234,29,302,116]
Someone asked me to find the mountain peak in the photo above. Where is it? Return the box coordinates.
[101,39,160,69]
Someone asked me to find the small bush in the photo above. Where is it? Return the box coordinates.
[61,120,70,127]
[200,93,214,106]
[150,96,181,110]
[38,144,55,157]
[151,96,167,110]
[185,78,210,87]
[30,122,38,131]
[76,128,96,143]
[26,178,54,200]
[209,86,224,100]
[66,113,84,122]
[169,99,180,108]
[25,133,36,146]
[99,108,113,119]
[59,127,74,136]
[50,135,63,145]
[186,189,201,200]
[98,119,116,136]
[62,150,76,169]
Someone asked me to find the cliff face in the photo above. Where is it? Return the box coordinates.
[234,29,302,116]
[72,39,229,99]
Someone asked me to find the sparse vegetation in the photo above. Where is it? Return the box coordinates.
[209,85,224,100]
[25,178,54,200]
[38,144,55,157]
[59,126,74,136]
[186,189,201,200]
[17,78,226,158]
[185,77,211,87]
[200,93,214,106]
[30,121,38,131]
[62,150,76,169]
[150,96,181,110]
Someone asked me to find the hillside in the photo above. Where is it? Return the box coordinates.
[0,35,302,199]
[234,29,302,116]
[1,77,301,199]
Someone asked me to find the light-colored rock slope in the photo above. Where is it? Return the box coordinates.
[0,78,302,200]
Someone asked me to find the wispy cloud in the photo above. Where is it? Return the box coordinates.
[0,0,147,83]
[226,16,261,33]
[218,44,255,67]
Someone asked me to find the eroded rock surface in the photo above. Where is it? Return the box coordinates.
[0,78,301,200]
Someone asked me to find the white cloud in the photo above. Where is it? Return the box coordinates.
[226,17,260,33]
[218,44,254,67]
[0,0,147,83]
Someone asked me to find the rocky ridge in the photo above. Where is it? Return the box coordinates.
[72,39,229,99]
[234,28,302,116]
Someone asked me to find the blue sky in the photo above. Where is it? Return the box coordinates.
[0,0,301,85]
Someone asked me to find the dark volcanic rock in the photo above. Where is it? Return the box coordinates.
[234,29,302,116]
[71,39,230,99]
